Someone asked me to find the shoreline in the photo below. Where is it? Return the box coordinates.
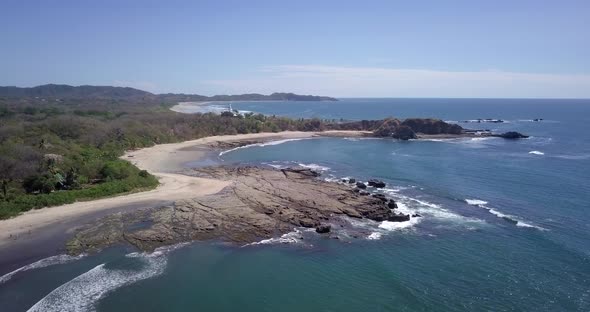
[0,129,483,275]
[0,130,369,274]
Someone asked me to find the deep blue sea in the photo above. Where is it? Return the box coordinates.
[2,98,589,311]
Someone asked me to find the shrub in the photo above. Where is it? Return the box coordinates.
[23,173,58,194]
[100,160,134,180]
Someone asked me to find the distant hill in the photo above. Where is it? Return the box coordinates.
[0,84,338,102]
[0,84,153,99]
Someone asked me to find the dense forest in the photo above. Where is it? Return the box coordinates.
[0,90,368,219]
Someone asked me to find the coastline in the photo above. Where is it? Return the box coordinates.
[0,130,369,274]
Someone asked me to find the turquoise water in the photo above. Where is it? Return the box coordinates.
[2,99,590,311]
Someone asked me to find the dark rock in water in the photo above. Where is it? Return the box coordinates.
[374,118,462,139]
[356,182,367,189]
[402,118,463,135]
[368,179,386,188]
[388,213,410,222]
[388,200,398,209]
[281,167,321,177]
[411,213,422,218]
[315,224,331,233]
[372,193,388,202]
[495,131,529,139]
[533,118,543,122]
[359,191,370,196]
[341,179,348,183]
[391,125,417,140]
[348,178,356,184]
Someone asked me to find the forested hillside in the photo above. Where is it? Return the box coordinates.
[0,92,347,219]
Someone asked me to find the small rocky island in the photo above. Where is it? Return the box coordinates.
[369,118,528,140]
[67,167,408,254]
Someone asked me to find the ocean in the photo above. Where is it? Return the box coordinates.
[2,98,589,311]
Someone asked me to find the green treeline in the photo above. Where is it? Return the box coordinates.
[0,98,369,219]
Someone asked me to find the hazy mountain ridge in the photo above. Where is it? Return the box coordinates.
[0,84,338,102]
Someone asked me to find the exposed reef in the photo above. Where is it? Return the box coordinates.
[67,167,407,254]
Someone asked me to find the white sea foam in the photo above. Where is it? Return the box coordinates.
[379,217,421,231]
[488,208,510,219]
[467,200,547,231]
[219,138,308,156]
[529,150,545,155]
[27,244,187,312]
[367,232,382,240]
[0,254,86,285]
[554,154,590,160]
[245,229,305,246]
[393,194,485,225]
[297,163,330,171]
[515,221,545,230]
[420,138,455,142]
[465,199,488,206]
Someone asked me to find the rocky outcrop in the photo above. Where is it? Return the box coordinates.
[356,182,367,189]
[315,224,331,233]
[368,179,386,188]
[392,125,417,140]
[387,200,398,209]
[388,213,410,222]
[373,118,464,140]
[402,118,463,135]
[67,166,408,254]
[372,193,388,202]
[281,167,321,177]
[373,118,402,137]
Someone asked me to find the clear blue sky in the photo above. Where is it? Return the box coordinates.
[1,0,589,97]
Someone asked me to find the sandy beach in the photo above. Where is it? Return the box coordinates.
[0,130,368,251]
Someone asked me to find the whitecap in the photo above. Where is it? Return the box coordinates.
[245,229,305,246]
[528,150,545,155]
[553,154,590,160]
[27,244,187,312]
[465,199,488,206]
[297,163,330,171]
[367,232,382,240]
[420,138,455,142]
[0,254,86,285]
[393,194,485,225]
[378,217,421,231]
[515,221,545,230]
[474,204,546,231]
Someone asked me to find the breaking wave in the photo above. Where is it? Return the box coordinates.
[27,244,187,312]
[0,254,86,285]
[297,163,330,171]
[219,138,309,156]
[245,228,312,246]
[464,198,545,230]
[529,150,545,155]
